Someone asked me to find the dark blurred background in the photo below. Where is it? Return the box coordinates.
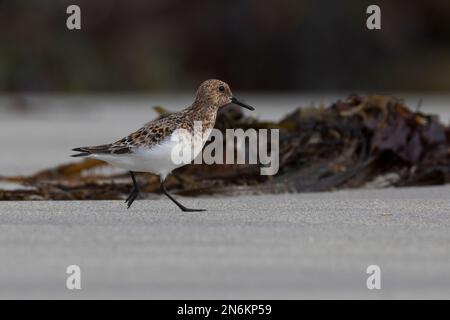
[1,0,450,92]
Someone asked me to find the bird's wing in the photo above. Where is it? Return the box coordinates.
[71,118,179,157]
[71,140,132,157]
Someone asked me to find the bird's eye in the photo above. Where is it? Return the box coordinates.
[219,85,225,92]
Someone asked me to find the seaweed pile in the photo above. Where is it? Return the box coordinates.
[1,94,450,200]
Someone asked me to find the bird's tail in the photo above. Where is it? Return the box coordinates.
[71,144,112,157]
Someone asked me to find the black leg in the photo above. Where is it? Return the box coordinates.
[160,180,205,212]
[125,171,139,209]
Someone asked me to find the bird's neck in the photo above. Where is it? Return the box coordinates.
[188,99,220,114]
[185,100,219,129]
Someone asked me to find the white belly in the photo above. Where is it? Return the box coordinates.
[92,130,209,179]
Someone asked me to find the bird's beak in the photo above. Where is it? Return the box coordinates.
[231,97,255,111]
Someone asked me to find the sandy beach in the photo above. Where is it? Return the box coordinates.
[0,186,449,299]
[1,94,450,299]
[1,93,449,175]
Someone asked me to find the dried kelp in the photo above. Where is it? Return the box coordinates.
[1,94,450,200]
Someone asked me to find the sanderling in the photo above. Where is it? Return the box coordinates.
[71,79,254,211]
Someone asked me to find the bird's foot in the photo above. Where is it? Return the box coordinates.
[125,190,139,209]
[179,206,206,212]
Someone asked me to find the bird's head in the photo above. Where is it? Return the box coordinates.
[195,79,254,111]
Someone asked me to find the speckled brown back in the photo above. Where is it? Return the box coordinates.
[74,79,231,155]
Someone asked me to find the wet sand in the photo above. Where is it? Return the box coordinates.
[0,187,450,299]
[0,94,450,299]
